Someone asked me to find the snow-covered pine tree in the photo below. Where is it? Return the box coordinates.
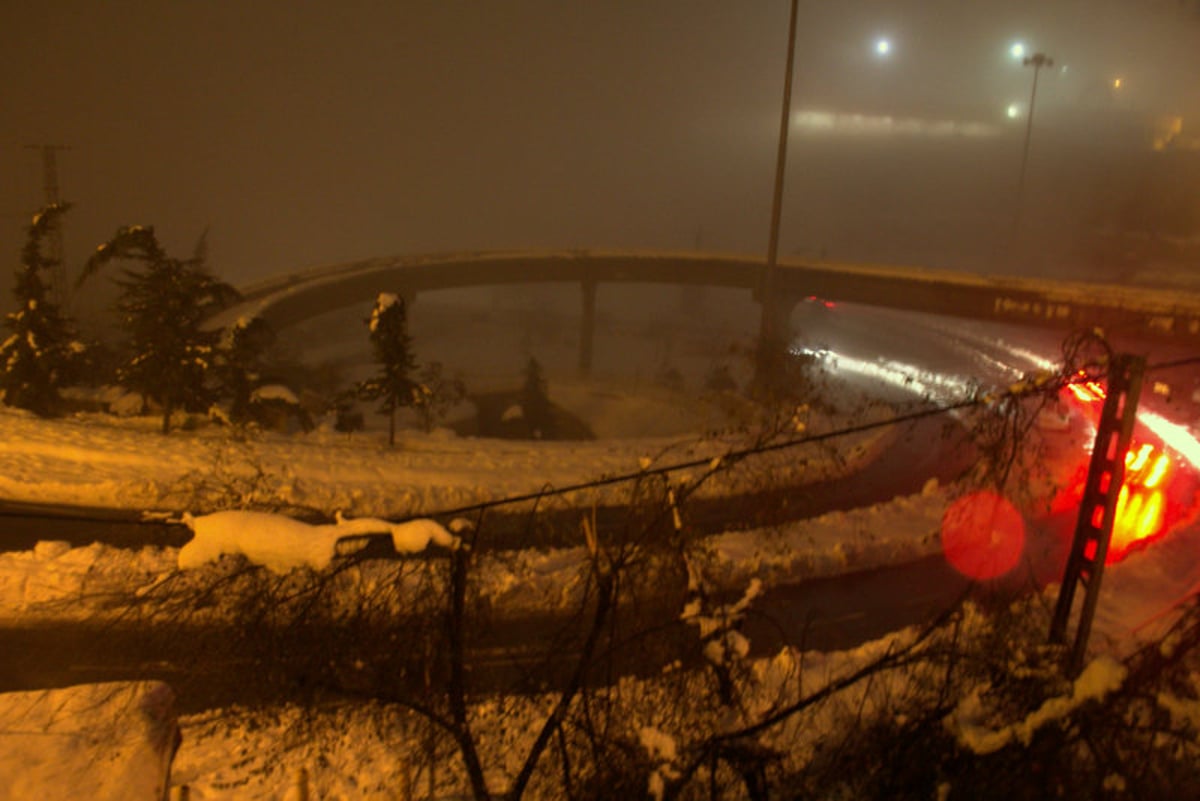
[219,315,276,425]
[78,225,239,433]
[0,204,80,416]
[357,292,419,446]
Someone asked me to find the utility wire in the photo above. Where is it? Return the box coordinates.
[18,349,1197,530]
[1147,355,1200,373]
[418,354,1200,523]
[419,396,982,522]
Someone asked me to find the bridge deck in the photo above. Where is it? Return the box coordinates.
[220,250,1200,343]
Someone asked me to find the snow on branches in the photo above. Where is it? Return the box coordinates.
[80,225,240,433]
[1,204,81,416]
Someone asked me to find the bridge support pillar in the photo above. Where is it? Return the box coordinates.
[760,291,800,344]
[753,290,803,391]
[579,279,597,374]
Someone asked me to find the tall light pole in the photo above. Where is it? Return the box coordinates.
[1011,52,1053,249]
[756,0,800,388]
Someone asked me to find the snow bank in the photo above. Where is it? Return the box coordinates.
[0,541,175,619]
[179,510,457,573]
[0,681,178,801]
[945,656,1128,754]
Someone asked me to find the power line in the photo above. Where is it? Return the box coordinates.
[23,144,71,306]
[1147,355,1200,373]
[24,346,1197,531]
[415,354,1200,524]
[418,395,981,523]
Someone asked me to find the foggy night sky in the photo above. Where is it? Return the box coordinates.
[2,1,1198,291]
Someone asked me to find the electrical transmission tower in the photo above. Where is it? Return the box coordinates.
[24,144,71,306]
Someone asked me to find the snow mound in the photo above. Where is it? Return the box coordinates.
[179,510,457,573]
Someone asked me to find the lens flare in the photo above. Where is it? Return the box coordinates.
[941,491,1026,579]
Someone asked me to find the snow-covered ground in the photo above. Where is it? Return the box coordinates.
[3,306,1200,798]
[3,394,1199,799]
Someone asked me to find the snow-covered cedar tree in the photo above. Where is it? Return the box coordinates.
[413,360,466,433]
[0,203,81,416]
[357,293,419,446]
[218,315,276,425]
[521,356,555,439]
[77,225,239,434]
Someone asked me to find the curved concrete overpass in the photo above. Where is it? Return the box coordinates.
[222,249,1200,369]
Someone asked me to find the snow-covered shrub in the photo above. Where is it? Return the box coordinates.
[246,384,313,433]
[158,440,313,515]
[109,389,146,417]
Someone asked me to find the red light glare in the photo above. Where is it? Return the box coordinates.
[1110,443,1175,559]
[941,491,1026,579]
[1053,435,1179,563]
[1112,488,1166,556]
[1143,455,1169,489]
[1052,377,1193,563]
[1127,443,1152,472]
[1067,384,1096,403]
[1065,376,1106,404]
